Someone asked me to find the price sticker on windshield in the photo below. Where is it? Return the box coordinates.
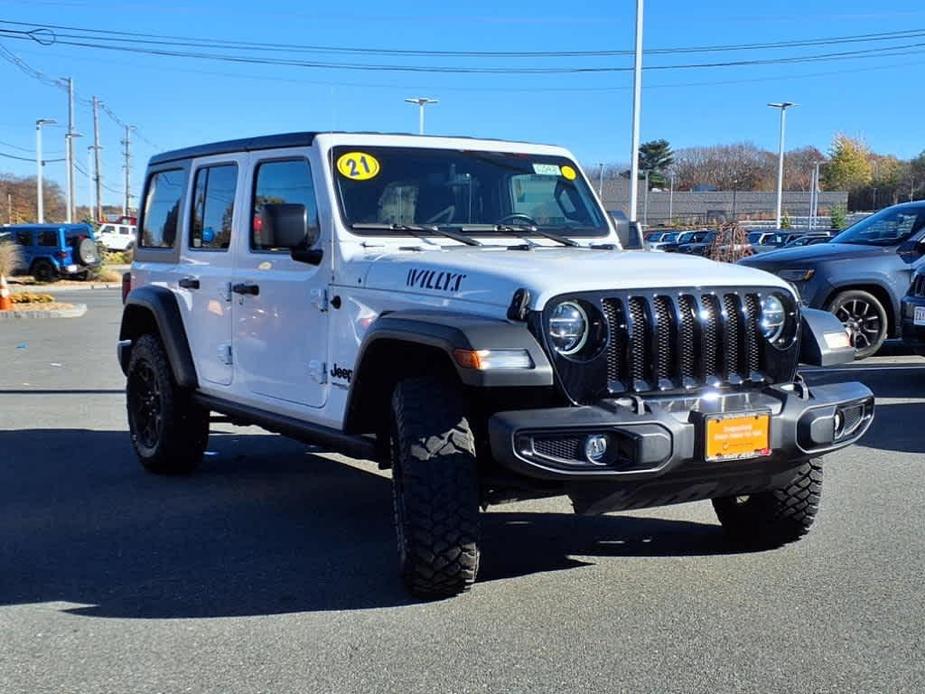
[337,152,380,181]
[532,163,561,176]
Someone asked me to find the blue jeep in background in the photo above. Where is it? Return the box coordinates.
[0,223,101,282]
[740,201,925,359]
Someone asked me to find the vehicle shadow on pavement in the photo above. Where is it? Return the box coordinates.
[0,428,737,618]
[851,401,925,455]
[804,363,925,400]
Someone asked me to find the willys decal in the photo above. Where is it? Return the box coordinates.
[406,268,467,293]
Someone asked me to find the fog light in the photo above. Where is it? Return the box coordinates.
[584,434,608,464]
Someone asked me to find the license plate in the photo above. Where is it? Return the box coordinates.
[705,412,771,462]
[915,306,925,326]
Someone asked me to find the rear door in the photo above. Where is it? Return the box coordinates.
[179,157,242,387]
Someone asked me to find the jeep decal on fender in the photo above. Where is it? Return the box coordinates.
[406,268,466,293]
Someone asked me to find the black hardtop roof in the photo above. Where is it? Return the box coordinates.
[147,131,542,166]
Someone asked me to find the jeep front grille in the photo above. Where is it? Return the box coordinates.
[601,290,767,394]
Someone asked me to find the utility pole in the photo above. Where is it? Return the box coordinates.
[404,97,437,135]
[598,163,604,198]
[91,96,103,222]
[64,77,76,223]
[628,0,644,223]
[121,124,133,216]
[768,102,796,228]
[668,172,675,223]
[7,192,11,224]
[643,169,650,226]
[35,118,57,224]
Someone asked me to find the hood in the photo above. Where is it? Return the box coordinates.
[360,247,791,309]
[741,242,893,267]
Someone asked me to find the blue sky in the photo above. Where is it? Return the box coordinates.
[1,0,924,208]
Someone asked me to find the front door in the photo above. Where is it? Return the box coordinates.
[180,158,241,386]
[232,152,329,408]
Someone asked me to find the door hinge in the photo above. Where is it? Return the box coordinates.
[218,343,233,365]
[309,360,327,384]
[310,288,329,312]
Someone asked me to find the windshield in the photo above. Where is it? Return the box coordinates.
[833,205,925,246]
[332,146,608,237]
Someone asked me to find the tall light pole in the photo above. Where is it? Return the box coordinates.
[768,102,796,228]
[668,172,675,223]
[810,160,824,229]
[65,131,83,222]
[404,97,438,135]
[598,163,605,197]
[35,118,57,224]
[628,0,645,223]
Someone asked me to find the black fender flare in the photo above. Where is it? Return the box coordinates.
[118,285,198,388]
[342,310,554,435]
[353,310,554,388]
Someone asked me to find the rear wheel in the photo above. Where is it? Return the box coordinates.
[126,334,209,474]
[827,289,888,359]
[712,458,823,548]
[31,259,57,283]
[390,377,481,598]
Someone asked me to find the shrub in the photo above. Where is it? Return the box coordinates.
[10,292,55,304]
[830,203,848,230]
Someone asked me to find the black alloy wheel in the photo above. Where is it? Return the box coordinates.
[127,359,163,450]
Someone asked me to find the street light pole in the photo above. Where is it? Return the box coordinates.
[628,0,644,223]
[668,172,674,223]
[768,102,796,228]
[598,162,604,198]
[35,118,57,224]
[404,97,438,135]
[643,170,650,226]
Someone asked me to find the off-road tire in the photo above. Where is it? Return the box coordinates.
[126,334,209,474]
[712,458,823,548]
[826,289,888,360]
[31,259,57,283]
[390,377,481,598]
[76,238,100,266]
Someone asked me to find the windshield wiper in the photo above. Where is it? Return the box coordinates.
[448,223,579,248]
[350,222,481,247]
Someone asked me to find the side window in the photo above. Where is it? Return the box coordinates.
[38,231,58,247]
[15,231,32,246]
[119,226,131,236]
[190,164,238,251]
[141,169,187,248]
[251,159,319,252]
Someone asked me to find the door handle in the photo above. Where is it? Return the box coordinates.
[232,282,260,296]
[178,276,200,290]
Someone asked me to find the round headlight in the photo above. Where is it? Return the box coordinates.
[549,301,588,355]
[759,294,787,343]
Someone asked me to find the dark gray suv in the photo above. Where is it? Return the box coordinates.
[741,201,925,359]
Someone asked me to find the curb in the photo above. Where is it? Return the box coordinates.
[10,283,120,293]
[0,303,88,320]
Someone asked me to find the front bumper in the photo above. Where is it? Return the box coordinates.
[488,381,874,484]
[901,295,925,355]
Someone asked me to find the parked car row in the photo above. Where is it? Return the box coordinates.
[741,201,925,359]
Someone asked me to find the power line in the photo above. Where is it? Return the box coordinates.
[0,150,65,162]
[0,43,159,149]
[4,25,925,75]
[2,18,925,58]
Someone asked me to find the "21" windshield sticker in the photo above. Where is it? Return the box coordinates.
[337,151,381,181]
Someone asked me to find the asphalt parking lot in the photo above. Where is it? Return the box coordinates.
[1,289,923,693]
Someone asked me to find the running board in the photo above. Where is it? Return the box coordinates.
[193,394,378,462]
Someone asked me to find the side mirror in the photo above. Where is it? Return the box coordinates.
[259,203,318,249]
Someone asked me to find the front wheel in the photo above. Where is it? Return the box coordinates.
[827,290,888,360]
[390,377,481,598]
[126,334,209,474]
[712,458,823,549]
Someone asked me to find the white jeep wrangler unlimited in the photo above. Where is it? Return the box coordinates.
[118,132,874,598]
